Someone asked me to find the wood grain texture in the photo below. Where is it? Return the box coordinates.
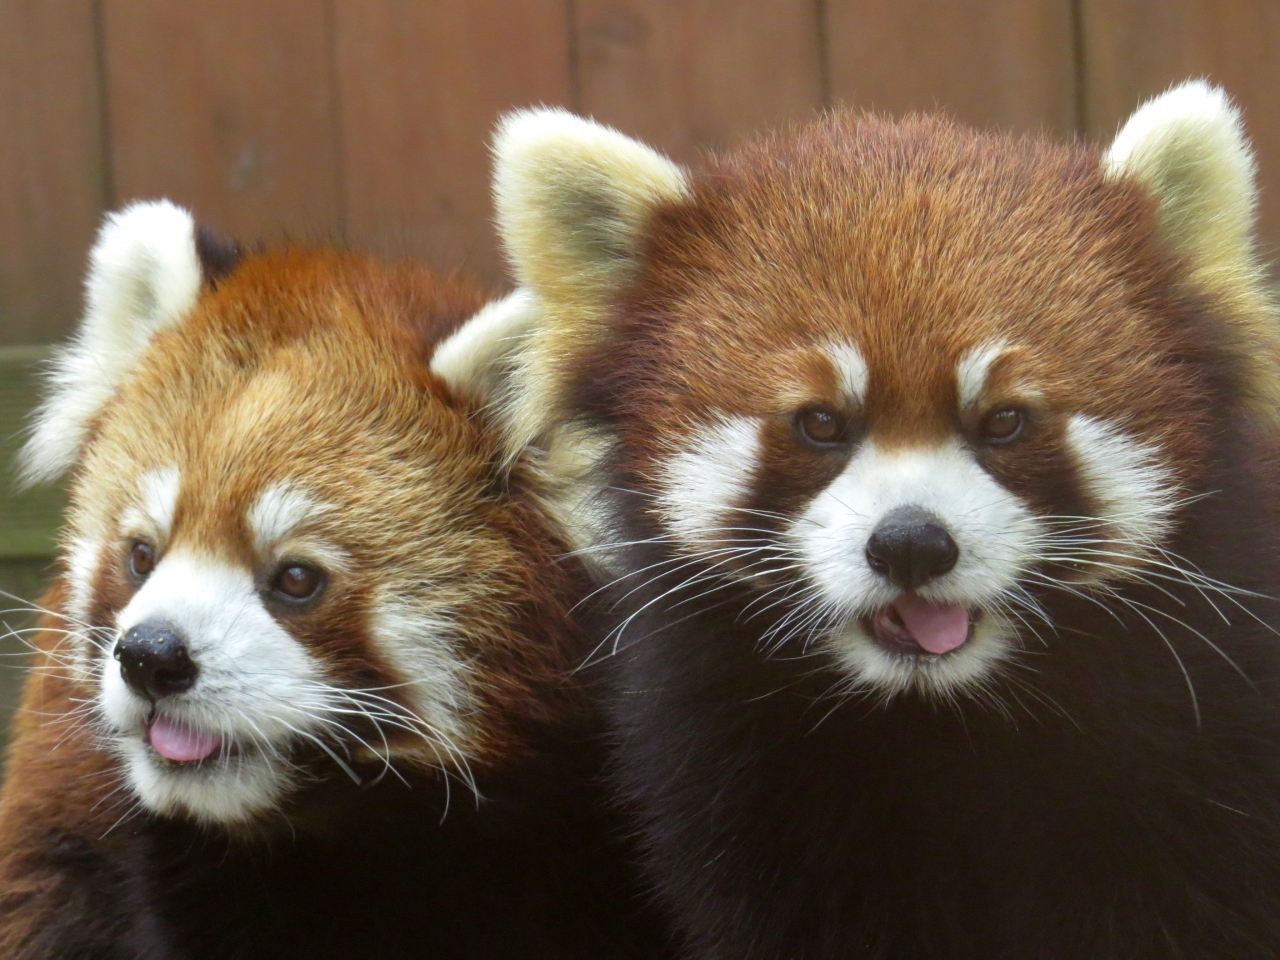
[574,0,825,160]
[825,0,1077,134]
[101,0,343,243]
[0,0,107,345]
[1080,0,1280,251]
[334,0,572,285]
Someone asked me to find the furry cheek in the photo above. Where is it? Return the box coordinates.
[653,415,763,552]
[64,534,107,664]
[1064,414,1181,578]
[369,594,475,764]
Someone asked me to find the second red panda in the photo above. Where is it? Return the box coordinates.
[492,83,1280,958]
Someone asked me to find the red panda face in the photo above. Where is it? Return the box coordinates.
[576,116,1225,700]
[28,211,568,827]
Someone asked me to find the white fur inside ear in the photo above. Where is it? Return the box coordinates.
[489,109,689,465]
[492,107,689,292]
[429,289,540,405]
[19,200,202,485]
[1104,80,1256,263]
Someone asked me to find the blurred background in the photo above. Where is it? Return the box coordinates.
[0,0,1276,744]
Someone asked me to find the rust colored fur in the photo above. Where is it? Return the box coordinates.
[599,116,1216,502]
[0,246,669,958]
[551,114,1280,958]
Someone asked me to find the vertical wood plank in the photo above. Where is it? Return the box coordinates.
[101,0,343,241]
[1080,0,1280,251]
[574,0,825,160]
[334,1,572,286]
[0,0,107,345]
[825,0,1077,134]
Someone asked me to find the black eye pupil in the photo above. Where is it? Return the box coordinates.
[983,408,1023,441]
[274,564,323,601]
[799,407,847,445]
[129,542,155,579]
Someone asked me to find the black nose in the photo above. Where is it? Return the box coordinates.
[866,507,959,590]
[113,622,198,700]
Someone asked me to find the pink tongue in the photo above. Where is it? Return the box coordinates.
[892,595,971,655]
[148,714,220,763]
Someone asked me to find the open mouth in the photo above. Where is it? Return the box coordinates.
[145,710,226,766]
[863,594,978,657]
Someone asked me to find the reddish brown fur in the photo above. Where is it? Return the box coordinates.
[0,247,583,905]
[564,108,1280,960]
[63,249,580,762]
[0,242,675,960]
[588,114,1222,520]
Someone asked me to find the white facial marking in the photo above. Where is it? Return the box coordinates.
[100,551,330,824]
[65,534,102,626]
[956,341,1007,410]
[656,416,761,549]
[1066,414,1179,563]
[827,343,868,401]
[120,466,181,540]
[371,597,474,763]
[63,533,105,676]
[789,440,1041,698]
[249,483,323,554]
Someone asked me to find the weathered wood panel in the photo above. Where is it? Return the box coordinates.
[1080,0,1280,249]
[0,0,107,346]
[573,0,825,160]
[100,0,343,242]
[334,0,572,285]
[825,0,1077,134]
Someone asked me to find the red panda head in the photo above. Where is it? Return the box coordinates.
[492,82,1278,700]
[20,202,565,826]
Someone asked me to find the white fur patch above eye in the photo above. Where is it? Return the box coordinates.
[656,416,762,549]
[956,342,1007,410]
[827,343,868,401]
[248,483,323,553]
[19,200,202,486]
[1065,414,1179,557]
[120,466,181,541]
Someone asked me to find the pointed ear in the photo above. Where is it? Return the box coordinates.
[1105,80,1280,417]
[429,289,539,408]
[1105,80,1258,285]
[19,200,210,485]
[492,108,689,450]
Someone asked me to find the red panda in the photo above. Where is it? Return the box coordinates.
[490,82,1280,958]
[0,202,671,959]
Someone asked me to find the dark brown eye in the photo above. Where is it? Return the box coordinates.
[980,407,1025,443]
[128,541,156,580]
[797,406,849,447]
[271,563,326,603]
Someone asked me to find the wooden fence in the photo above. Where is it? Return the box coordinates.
[1,0,1278,562]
